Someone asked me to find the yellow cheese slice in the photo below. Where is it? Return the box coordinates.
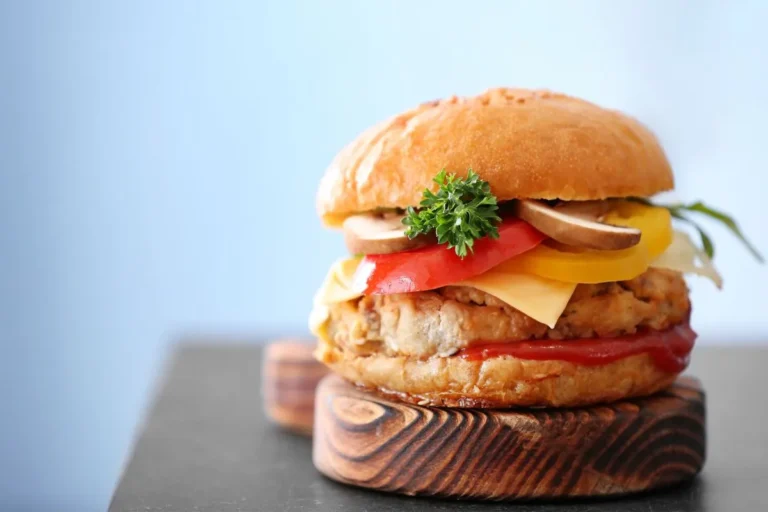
[457,269,577,328]
[309,257,578,333]
[308,257,365,337]
[651,230,723,288]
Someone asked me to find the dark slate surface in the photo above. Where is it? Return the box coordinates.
[110,345,768,512]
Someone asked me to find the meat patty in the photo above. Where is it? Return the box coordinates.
[325,268,690,358]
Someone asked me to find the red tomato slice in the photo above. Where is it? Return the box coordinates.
[356,218,546,295]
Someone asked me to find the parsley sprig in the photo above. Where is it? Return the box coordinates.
[403,170,501,258]
[632,198,763,263]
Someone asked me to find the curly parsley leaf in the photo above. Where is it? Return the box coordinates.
[402,169,501,258]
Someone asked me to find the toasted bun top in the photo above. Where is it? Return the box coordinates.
[317,88,674,225]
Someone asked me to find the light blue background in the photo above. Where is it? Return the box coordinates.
[2,1,767,510]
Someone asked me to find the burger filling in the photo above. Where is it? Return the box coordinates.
[311,195,724,374]
[324,268,690,359]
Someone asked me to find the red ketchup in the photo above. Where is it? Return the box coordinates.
[457,323,697,373]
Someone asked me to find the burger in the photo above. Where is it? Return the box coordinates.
[309,88,758,408]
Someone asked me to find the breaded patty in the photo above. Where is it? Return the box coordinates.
[325,269,690,358]
[315,343,679,407]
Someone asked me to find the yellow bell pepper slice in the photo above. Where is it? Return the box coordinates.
[498,202,673,283]
[496,244,650,283]
[604,202,672,259]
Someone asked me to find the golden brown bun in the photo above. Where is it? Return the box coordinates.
[315,339,678,408]
[317,88,673,225]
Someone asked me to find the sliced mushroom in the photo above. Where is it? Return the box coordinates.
[342,212,434,255]
[514,200,641,250]
[553,200,618,221]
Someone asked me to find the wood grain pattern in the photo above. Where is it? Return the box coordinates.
[313,374,706,500]
[262,341,328,435]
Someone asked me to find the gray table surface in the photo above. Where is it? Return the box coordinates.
[110,344,768,512]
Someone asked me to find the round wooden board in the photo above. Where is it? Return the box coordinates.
[262,340,329,436]
[313,374,706,500]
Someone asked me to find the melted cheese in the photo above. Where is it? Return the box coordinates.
[651,230,723,288]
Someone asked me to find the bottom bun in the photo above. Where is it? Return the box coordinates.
[315,340,678,408]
